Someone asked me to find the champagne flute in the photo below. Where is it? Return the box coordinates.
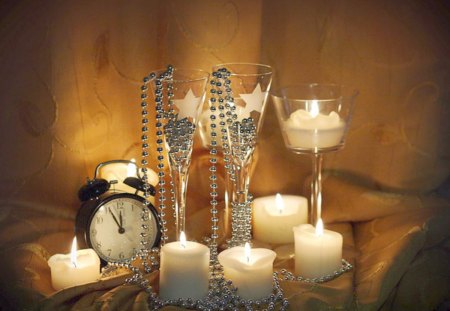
[148,68,209,241]
[209,63,273,247]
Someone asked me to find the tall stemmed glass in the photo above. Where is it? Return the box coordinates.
[209,63,273,247]
[148,68,209,241]
[272,84,358,225]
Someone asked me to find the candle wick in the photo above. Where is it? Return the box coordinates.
[72,262,77,268]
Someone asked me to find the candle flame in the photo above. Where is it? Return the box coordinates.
[70,237,78,268]
[315,218,324,236]
[308,100,319,118]
[127,159,137,177]
[244,242,251,263]
[180,231,187,248]
[275,193,284,214]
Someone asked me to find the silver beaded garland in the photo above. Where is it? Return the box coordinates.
[103,66,291,310]
[276,259,353,283]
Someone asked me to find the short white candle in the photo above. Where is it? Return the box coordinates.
[293,219,343,279]
[159,232,210,300]
[47,237,100,291]
[101,159,137,182]
[284,100,345,149]
[253,194,308,244]
[218,243,276,300]
[100,159,158,203]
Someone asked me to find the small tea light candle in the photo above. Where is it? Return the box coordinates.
[159,232,210,300]
[253,194,308,244]
[293,219,343,279]
[218,243,276,300]
[285,100,345,149]
[47,237,101,291]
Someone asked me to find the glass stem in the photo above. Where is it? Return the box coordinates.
[233,162,250,204]
[229,158,253,247]
[224,172,232,237]
[310,153,323,226]
[171,164,189,241]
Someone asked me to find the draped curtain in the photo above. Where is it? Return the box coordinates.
[0,0,448,210]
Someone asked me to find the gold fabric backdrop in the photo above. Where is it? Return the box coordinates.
[0,0,449,310]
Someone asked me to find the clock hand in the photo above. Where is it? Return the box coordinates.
[110,210,125,234]
[119,210,125,234]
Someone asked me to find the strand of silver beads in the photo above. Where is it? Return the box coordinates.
[276,259,353,283]
[124,67,177,292]
[101,68,175,292]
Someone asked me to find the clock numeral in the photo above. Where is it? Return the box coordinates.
[132,248,137,256]
[91,229,97,236]
[96,242,102,249]
[107,249,112,257]
[119,252,125,259]
[96,216,103,224]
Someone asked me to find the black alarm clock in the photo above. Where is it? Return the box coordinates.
[75,160,161,265]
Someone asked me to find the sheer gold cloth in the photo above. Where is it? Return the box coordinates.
[0,0,449,310]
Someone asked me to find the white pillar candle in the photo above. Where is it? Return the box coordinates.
[218,243,276,300]
[284,101,345,149]
[47,237,100,291]
[100,159,158,203]
[293,219,343,279]
[159,232,210,300]
[253,194,308,244]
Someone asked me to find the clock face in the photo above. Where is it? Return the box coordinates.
[88,196,159,263]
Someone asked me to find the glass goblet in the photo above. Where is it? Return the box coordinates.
[272,84,358,225]
[148,68,209,241]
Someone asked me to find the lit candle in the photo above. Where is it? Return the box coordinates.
[218,243,276,300]
[159,232,210,300]
[253,194,308,244]
[102,159,137,182]
[47,237,101,291]
[284,100,345,149]
[293,219,343,279]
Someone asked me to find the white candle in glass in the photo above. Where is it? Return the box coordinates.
[284,100,345,149]
[47,237,101,291]
[218,243,276,300]
[159,232,210,300]
[253,194,308,244]
[293,219,343,279]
